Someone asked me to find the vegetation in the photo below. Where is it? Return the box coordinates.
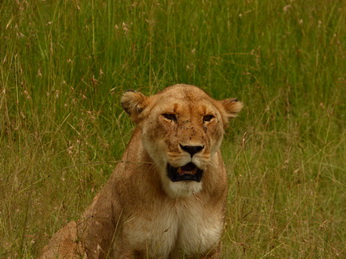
[1,0,345,258]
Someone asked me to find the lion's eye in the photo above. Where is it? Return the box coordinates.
[203,114,214,122]
[162,113,177,121]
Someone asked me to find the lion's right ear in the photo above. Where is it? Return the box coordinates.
[121,90,150,123]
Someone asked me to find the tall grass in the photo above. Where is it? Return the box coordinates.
[1,0,345,258]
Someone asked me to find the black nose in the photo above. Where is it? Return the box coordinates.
[180,144,204,157]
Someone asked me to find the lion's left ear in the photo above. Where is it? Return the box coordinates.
[221,98,243,117]
[219,98,243,125]
[121,90,150,123]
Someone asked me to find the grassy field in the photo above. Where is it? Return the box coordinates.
[1,0,345,258]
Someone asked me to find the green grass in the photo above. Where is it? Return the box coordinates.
[1,0,345,258]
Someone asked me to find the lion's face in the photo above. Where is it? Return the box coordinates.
[121,84,243,198]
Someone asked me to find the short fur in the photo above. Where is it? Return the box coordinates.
[40,84,243,259]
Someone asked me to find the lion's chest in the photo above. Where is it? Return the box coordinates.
[122,200,223,258]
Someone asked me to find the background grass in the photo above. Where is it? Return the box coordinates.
[1,0,345,258]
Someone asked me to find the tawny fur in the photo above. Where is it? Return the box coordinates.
[39,84,243,259]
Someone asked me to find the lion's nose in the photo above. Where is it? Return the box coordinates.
[180,144,204,157]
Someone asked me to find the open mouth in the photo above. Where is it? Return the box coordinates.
[167,162,204,182]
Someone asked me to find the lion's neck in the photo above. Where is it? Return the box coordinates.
[118,127,165,194]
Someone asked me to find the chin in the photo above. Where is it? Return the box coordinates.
[163,179,203,198]
[156,162,204,198]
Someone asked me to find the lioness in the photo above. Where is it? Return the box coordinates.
[40,84,243,259]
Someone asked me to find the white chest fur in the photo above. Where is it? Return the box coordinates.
[122,198,223,258]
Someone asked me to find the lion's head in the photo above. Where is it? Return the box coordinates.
[121,84,243,198]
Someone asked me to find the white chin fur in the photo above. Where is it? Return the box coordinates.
[161,177,203,198]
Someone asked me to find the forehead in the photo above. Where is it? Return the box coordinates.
[152,85,218,113]
[158,84,210,100]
